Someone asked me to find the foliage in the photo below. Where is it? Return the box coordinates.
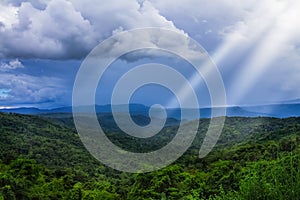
[0,112,300,199]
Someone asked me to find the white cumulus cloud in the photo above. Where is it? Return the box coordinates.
[0,0,184,60]
[0,58,24,71]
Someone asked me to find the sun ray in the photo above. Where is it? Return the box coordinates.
[229,1,300,104]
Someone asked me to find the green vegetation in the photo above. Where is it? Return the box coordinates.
[0,112,300,199]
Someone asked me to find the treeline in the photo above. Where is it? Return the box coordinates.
[0,112,300,199]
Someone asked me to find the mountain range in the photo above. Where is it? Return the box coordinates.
[1,102,300,120]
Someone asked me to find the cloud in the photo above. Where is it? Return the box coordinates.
[0,2,18,29]
[0,0,184,60]
[150,0,255,51]
[0,89,11,100]
[1,0,49,9]
[86,27,209,64]
[0,58,24,71]
[150,0,300,105]
[0,0,97,59]
[220,0,300,104]
[1,0,300,107]
[0,73,69,106]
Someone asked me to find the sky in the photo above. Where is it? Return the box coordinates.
[0,0,300,108]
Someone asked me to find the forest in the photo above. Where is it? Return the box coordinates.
[0,112,300,199]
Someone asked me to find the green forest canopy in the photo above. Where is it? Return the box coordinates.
[0,112,300,199]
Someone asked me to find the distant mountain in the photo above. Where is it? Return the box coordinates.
[0,107,45,114]
[1,103,300,119]
[242,103,300,118]
[0,104,150,115]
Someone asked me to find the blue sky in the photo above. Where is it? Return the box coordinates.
[0,0,300,108]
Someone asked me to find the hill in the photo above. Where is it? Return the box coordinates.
[0,112,300,199]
